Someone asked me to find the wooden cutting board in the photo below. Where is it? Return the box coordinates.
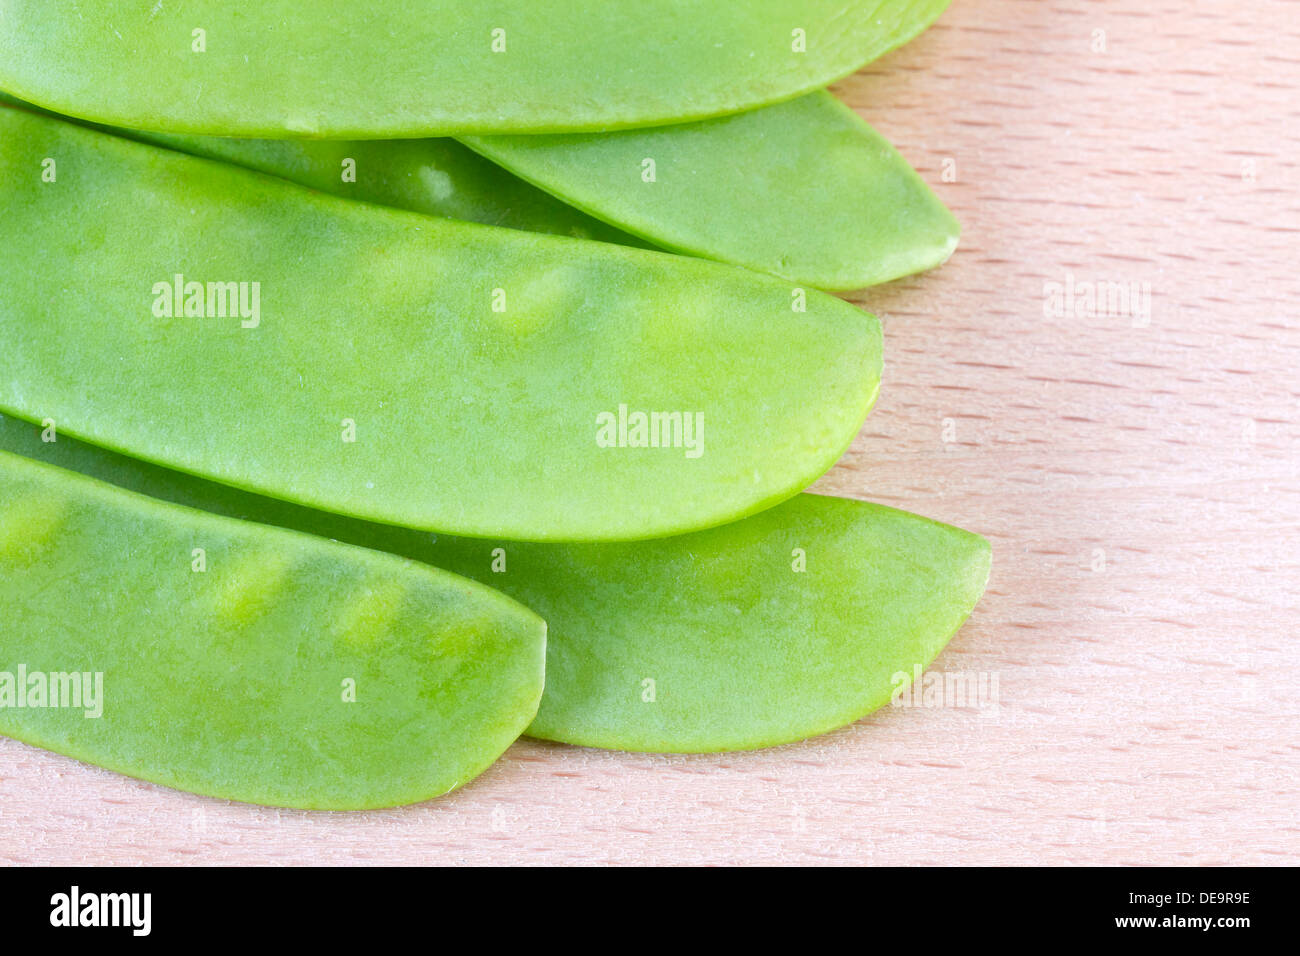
[2,0,1296,865]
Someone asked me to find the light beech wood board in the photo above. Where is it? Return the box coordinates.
[2,0,1297,865]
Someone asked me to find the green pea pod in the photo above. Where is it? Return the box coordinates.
[0,89,638,246]
[107,134,642,247]
[465,91,959,290]
[0,106,881,542]
[1,417,991,752]
[2,88,957,288]
[480,495,990,751]
[0,1,950,137]
[0,450,546,809]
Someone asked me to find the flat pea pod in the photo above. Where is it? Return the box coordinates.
[1,86,949,284]
[0,450,547,809]
[492,495,989,750]
[0,106,881,542]
[0,90,638,246]
[2,85,953,288]
[465,91,959,290]
[0,0,953,138]
[1,417,991,753]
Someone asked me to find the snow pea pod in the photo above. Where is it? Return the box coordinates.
[1,417,991,752]
[504,495,990,750]
[0,90,637,245]
[2,85,950,282]
[1,88,953,288]
[0,107,881,542]
[0,0,952,138]
[465,91,959,290]
[0,451,546,809]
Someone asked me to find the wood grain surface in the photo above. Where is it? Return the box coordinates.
[2,0,1297,866]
